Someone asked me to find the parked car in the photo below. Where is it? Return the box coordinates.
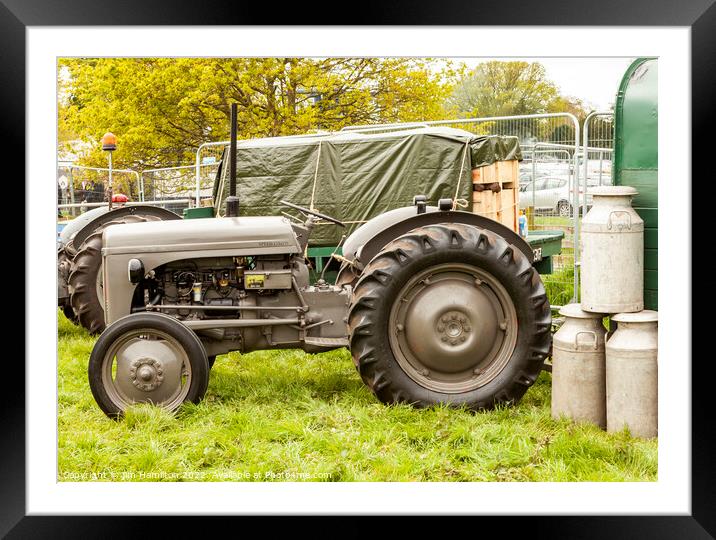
[519,176,593,217]
[519,169,551,187]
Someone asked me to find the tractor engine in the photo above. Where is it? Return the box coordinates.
[138,253,349,356]
[152,255,303,314]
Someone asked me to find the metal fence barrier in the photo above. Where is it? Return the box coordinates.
[424,114,581,309]
[57,163,142,218]
[582,111,614,193]
[57,162,221,218]
[58,200,193,210]
[575,112,615,301]
[141,164,220,215]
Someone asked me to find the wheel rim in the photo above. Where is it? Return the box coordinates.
[101,328,191,411]
[558,202,570,216]
[388,263,518,393]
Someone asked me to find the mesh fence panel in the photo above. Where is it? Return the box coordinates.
[584,114,614,188]
[196,144,227,205]
[141,163,219,216]
[56,165,141,219]
[521,146,576,307]
[424,116,579,308]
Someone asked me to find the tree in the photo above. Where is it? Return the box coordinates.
[58,58,455,169]
[445,61,590,145]
[446,61,588,119]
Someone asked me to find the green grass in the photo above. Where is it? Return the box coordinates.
[543,260,575,307]
[531,214,576,306]
[58,310,657,482]
[533,215,573,228]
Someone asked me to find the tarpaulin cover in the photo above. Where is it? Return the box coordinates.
[213,127,522,246]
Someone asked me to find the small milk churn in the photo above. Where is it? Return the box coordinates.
[580,186,644,313]
[551,304,608,427]
[606,310,658,438]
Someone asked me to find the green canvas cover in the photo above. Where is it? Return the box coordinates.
[213,127,522,245]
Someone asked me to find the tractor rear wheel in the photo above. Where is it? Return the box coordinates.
[58,249,78,323]
[62,305,78,323]
[68,214,163,334]
[348,223,551,410]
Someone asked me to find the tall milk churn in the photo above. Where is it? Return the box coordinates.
[606,310,658,438]
[581,186,644,313]
[551,303,608,427]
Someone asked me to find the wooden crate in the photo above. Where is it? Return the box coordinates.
[471,159,520,232]
[471,159,518,189]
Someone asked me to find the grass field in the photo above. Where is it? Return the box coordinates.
[58,310,657,482]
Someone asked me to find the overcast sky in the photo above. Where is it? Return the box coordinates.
[457,57,637,111]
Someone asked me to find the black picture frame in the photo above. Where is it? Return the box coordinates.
[6,1,706,536]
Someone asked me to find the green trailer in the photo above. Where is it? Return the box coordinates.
[613,57,658,310]
[308,229,565,284]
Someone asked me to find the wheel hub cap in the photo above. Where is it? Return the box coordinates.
[129,357,165,392]
[389,263,517,393]
[110,333,188,406]
[438,310,470,342]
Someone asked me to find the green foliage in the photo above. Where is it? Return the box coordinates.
[59,58,456,170]
[446,61,588,121]
[58,310,657,482]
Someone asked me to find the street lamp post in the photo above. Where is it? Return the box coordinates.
[101,132,117,210]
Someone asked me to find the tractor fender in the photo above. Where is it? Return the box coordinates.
[63,205,181,251]
[343,206,534,268]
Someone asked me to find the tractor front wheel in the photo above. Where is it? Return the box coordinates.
[88,312,210,418]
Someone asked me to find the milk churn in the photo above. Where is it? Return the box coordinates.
[581,186,644,313]
[551,303,608,427]
[606,310,658,438]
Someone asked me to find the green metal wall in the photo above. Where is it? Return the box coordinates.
[614,58,658,310]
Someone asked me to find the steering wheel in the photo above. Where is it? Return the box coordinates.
[280,200,346,228]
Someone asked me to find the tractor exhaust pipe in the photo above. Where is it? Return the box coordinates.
[226,102,239,217]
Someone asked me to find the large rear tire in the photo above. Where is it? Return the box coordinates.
[88,312,210,419]
[58,248,78,323]
[68,214,163,334]
[348,223,551,410]
[61,304,78,323]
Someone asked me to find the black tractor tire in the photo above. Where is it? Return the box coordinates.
[58,248,78,323]
[348,223,551,410]
[89,312,210,419]
[63,239,78,259]
[61,304,78,323]
[68,214,163,334]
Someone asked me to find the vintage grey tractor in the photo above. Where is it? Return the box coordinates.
[87,196,552,417]
[77,105,551,416]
